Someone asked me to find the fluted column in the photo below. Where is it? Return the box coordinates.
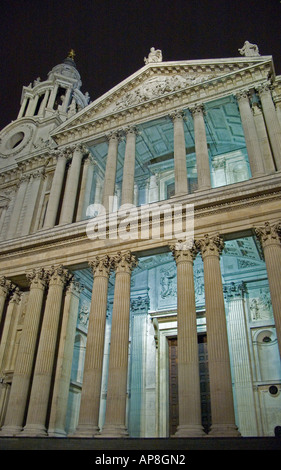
[197,234,239,436]
[170,241,205,437]
[21,169,45,235]
[121,128,137,206]
[6,175,29,239]
[0,268,47,436]
[255,221,281,355]
[48,278,83,436]
[76,155,95,221]
[190,105,211,191]
[0,288,21,373]
[236,90,265,177]
[43,150,69,229]
[171,112,188,195]
[22,265,70,436]
[0,277,13,324]
[252,103,275,174]
[257,83,281,170]
[74,255,112,437]
[102,132,120,212]
[100,251,138,437]
[60,144,85,224]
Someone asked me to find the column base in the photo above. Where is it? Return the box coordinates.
[0,425,23,436]
[208,424,241,437]
[97,424,129,438]
[70,425,100,438]
[174,424,206,438]
[47,428,67,437]
[21,423,48,437]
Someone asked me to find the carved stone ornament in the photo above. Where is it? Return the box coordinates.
[89,255,112,278]
[114,73,214,111]
[144,47,163,65]
[170,240,198,264]
[46,264,70,286]
[255,221,281,248]
[196,233,224,259]
[111,251,138,274]
[26,267,48,289]
[238,41,260,57]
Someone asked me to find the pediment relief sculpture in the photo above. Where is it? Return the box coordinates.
[113,73,215,111]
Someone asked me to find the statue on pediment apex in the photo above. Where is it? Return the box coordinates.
[238,40,260,57]
[144,47,163,64]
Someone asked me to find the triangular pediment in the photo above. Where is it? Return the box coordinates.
[52,55,273,138]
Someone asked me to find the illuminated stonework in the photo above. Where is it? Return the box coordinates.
[0,46,281,439]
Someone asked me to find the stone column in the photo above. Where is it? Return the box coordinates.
[121,128,137,206]
[0,288,21,373]
[0,277,13,324]
[6,175,29,239]
[190,105,211,191]
[48,277,83,436]
[170,111,188,195]
[252,103,275,174]
[236,91,265,177]
[257,83,281,170]
[102,132,119,212]
[76,155,95,221]
[197,234,240,436]
[21,169,45,236]
[170,241,205,437]
[60,144,85,224]
[255,221,281,355]
[74,255,112,437]
[22,265,70,436]
[100,251,138,437]
[0,268,47,435]
[43,150,69,229]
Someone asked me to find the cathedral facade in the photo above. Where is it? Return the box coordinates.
[0,43,281,439]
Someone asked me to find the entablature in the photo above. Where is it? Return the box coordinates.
[0,171,280,284]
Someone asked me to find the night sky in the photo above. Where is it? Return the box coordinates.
[0,0,280,131]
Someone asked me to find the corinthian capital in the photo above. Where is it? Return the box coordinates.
[111,251,138,274]
[26,268,48,289]
[196,233,224,259]
[0,276,14,296]
[189,103,205,116]
[89,255,112,278]
[46,265,71,287]
[255,221,281,248]
[170,240,198,264]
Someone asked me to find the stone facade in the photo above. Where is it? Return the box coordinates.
[0,45,281,438]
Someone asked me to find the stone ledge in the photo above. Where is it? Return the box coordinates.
[0,436,280,451]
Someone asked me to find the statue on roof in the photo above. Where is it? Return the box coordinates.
[238,41,260,57]
[144,47,163,64]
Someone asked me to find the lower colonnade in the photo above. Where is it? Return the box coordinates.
[0,221,281,438]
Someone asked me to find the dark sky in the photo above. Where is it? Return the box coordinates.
[0,0,280,131]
